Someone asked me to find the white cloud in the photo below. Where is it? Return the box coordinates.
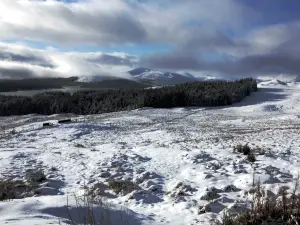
[0,42,137,79]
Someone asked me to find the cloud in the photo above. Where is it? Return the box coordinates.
[140,20,300,79]
[141,51,300,79]
[0,0,146,46]
[68,52,138,67]
[0,60,56,79]
[0,0,252,46]
[0,42,137,79]
[0,0,300,79]
[0,51,54,68]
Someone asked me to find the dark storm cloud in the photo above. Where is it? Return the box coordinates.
[41,11,146,45]
[140,19,300,78]
[84,53,136,67]
[0,52,55,68]
[0,0,250,46]
[141,52,300,78]
[66,12,147,44]
[179,31,238,54]
[140,54,203,70]
[0,0,147,46]
[223,54,300,76]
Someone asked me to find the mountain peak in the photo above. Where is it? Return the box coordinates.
[128,68,198,86]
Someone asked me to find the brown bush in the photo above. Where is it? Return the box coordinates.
[215,178,300,225]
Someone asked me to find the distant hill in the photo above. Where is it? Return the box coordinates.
[128,68,199,86]
[0,76,150,93]
[0,69,223,93]
[76,68,221,87]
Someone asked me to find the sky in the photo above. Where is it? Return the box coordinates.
[0,0,300,80]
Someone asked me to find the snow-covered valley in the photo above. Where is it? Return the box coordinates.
[1,82,300,224]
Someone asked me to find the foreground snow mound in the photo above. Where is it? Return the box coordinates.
[0,196,142,225]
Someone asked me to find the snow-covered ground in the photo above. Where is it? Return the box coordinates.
[1,82,300,224]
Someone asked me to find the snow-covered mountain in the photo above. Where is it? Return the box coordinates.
[76,75,120,83]
[258,79,288,87]
[128,68,199,85]
[76,68,221,87]
[77,75,106,83]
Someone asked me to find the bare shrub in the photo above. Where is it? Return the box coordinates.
[234,144,256,163]
[0,179,36,201]
[63,192,131,225]
[215,177,300,225]
[247,153,256,163]
[233,144,251,155]
[25,169,46,183]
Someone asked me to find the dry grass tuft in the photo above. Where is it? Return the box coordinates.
[108,180,138,195]
[215,177,300,225]
[0,179,37,201]
[63,190,131,225]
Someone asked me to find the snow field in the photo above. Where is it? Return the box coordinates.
[0,82,300,224]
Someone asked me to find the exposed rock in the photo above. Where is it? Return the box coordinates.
[133,171,159,184]
[200,187,221,201]
[204,174,214,179]
[198,202,225,214]
[192,152,215,163]
[205,161,222,170]
[222,184,240,192]
[99,171,111,178]
[169,182,197,199]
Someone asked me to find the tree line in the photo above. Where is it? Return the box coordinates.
[0,77,78,92]
[0,78,257,116]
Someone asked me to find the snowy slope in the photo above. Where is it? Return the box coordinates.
[77,75,106,83]
[77,75,119,83]
[258,79,287,87]
[128,68,199,85]
[1,82,300,224]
